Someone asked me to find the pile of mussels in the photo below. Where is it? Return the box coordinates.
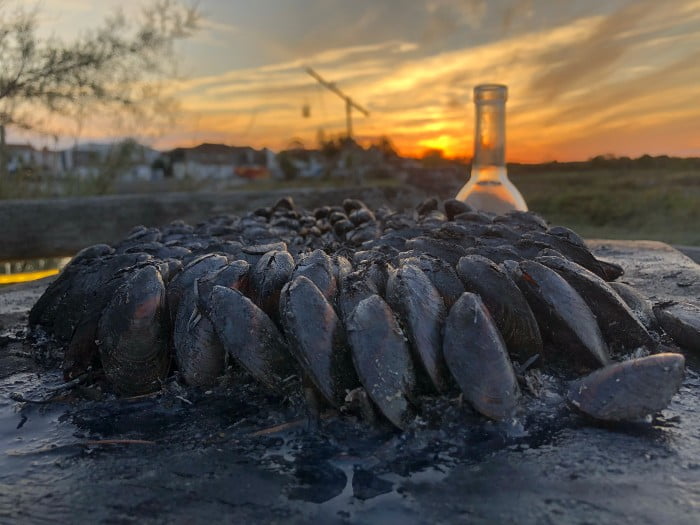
[29,196,694,429]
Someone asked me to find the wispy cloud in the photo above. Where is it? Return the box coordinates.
[530,0,660,99]
[501,0,534,34]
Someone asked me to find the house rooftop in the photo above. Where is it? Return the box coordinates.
[5,143,35,151]
[171,143,255,154]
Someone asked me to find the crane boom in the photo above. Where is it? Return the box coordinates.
[304,66,369,139]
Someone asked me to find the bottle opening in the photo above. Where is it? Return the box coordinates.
[474,84,508,103]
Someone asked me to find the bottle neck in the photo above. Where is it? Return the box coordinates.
[473,100,506,171]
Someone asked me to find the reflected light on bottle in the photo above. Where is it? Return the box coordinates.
[456,165,527,215]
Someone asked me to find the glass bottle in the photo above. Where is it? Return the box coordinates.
[456,84,527,213]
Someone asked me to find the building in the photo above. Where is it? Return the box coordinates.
[167,143,273,181]
[3,143,63,175]
[59,141,161,180]
[5,144,35,173]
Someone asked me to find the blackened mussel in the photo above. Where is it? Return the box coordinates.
[96,265,170,395]
[537,254,655,352]
[443,293,521,420]
[386,264,450,392]
[568,353,685,421]
[207,285,296,391]
[507,260,610,369]
[346,295,418,429]
[457,255,542,363]
[280,276,358,408]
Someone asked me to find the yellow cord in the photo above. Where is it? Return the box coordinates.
[0,269,60,285]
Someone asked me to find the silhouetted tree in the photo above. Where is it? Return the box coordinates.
[0,0,199,175]
[320,137,342,160]
[374,135,398,159]
[91,138,142,194]
[277,151,299,181]
[421,148,449,168]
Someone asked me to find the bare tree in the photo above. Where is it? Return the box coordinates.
[0,0,199,175]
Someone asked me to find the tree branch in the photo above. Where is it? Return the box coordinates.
[0,0,200,136]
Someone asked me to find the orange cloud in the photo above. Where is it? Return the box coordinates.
[13,0,700,162]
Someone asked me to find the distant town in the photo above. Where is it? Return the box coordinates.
[2,137,698,201]
[1,137,422,186]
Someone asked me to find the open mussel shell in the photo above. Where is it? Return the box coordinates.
[567,353,685,421]
[443,292,521,420]
[280,276,358,408]
[346,294,418,430]
[207,285,296,391]
[97,265,170,396]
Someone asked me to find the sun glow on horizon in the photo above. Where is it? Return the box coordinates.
[8,0,700,163]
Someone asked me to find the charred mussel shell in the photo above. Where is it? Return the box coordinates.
[280,276,358,408]
[386,264,450,393]
[97,265,170,396]
[346,295,418,430]
[567,353,685,421]
[509,260,610,369]
[207,285,296,391]
[443,293,521,421]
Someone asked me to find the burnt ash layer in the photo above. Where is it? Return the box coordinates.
[26,196,698,429]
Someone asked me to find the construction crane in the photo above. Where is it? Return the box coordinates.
[304,66,369,140]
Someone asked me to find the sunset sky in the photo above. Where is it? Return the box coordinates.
[12,0,700,161]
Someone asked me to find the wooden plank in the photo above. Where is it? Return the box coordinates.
[0,186,424,260]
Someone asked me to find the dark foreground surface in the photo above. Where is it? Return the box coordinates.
[1,241,699,524]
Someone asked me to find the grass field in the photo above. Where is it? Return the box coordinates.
[1,166,698,246]
[245,167,700,246]
[510,169,700,246]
